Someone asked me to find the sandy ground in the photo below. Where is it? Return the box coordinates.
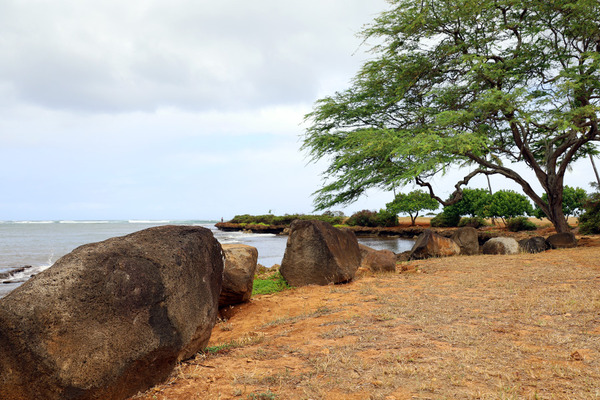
[132,234,600,400]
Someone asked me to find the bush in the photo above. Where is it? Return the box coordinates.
[458,216,488,228]
[488,190,534,222]
[346,209,398,227]
[430,211,461,227]
[229,213,344,226]
[506,217,537,232]
[579,193,600,234]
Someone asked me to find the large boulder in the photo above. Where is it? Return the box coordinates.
[359,244,397,273]
[280,220,361,287]
[519,236,550,254]
[482,237,520,255]
[219,244,258,307]
[546,232,578,249]
[451,227,480,255]
[0,225,223,400]
[409,229,460,260]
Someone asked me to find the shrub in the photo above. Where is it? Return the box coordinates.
[430,211,461,227]
[579,193,600,234]
[346,210,379,227]
[506,217,537,232]
[458,216,488,228]
[346,209,398,227]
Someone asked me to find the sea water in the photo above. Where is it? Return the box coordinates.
[0,220,414,298]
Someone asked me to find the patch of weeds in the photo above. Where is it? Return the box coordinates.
[247,390,277,400]
[253,271,292,295]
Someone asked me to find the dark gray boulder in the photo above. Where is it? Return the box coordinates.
[451,227,480,255]
[482,237,519,255]
[219,244,258,307]
[519,236,550,254]
[0,225,223,400]
[409,229,460,260]
[280,220,360,287]
[546,232,578,249]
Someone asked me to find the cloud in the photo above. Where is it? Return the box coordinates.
[0,0,388,113]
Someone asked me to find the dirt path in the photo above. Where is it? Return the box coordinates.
[133,245,600,400]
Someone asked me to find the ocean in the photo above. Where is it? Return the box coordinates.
[0,220,414,298]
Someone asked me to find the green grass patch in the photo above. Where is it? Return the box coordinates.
[253,271,291,295]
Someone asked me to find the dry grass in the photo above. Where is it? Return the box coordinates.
[133,245,600,400]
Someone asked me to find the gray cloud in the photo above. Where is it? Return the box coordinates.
[0,0,387,113]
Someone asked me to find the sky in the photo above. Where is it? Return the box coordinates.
[0,0,596,221]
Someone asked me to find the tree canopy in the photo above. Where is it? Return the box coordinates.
[302,0,600,233]
[385,189,439,225]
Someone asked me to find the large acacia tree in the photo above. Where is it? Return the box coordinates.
[303,0,600,233]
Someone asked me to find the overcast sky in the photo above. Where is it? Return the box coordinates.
[0,1,595,221]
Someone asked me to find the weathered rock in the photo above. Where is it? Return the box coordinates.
[519,236,550,254]
[546,232,578,249]
[409,229,461,260]
[482,237,520,255]
[451,227,480,255]
[0,225,223,400]
[396,251,411,262]
[280,220,360,287]
[219,244,258,307]
[359,244,396,273]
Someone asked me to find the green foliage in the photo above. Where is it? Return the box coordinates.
[488,190,534,222]
[579,193,600,234]
[458,217,488,228]
[302,0,600,233]
[229,213,345,226]
[252,271,291,295]
[506,217,538,232]
[533,186,588,221]
[345,209,399,227]
[430,211,461,227]
[386,190,439,225]
[445,189,492,218]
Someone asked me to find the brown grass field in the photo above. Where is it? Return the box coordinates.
[131,229,600,400]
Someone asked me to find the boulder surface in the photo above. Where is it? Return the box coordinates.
[219,244,258,307]
[519,236,550,254]
[482,237,520,255]
[0,225,223,400]
[546,232,578,249]
[359,244,397,273]
[409,229,461,260]
[280,220,361,287]
[451,227,480,255]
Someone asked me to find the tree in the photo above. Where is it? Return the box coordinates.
[444,188,491,218]
[533,185,588,221]
[386,190,439,226]
[303,0,600,233]
[488,190,534,225]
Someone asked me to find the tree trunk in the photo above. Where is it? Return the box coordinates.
[546,192,571,233]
